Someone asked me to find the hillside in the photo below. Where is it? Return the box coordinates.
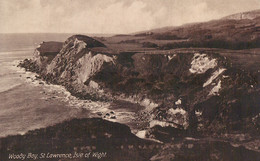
[100,9,260,51]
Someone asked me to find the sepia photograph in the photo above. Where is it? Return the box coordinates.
[0,0,260,160]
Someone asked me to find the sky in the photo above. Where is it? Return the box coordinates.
[0,0,259,34]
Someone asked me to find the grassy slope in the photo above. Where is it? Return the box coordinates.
[95,10,260,50]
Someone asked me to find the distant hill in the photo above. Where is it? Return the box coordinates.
[222,9,260,20]
[102,9,260,51]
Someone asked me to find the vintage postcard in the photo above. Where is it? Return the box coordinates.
[0,0,260,160]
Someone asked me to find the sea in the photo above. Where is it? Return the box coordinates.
[0,33,136,138]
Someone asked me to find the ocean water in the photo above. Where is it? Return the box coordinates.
[0,33,139,138]
[0,34,91,137]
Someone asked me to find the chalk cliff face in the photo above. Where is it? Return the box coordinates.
[19,34,260,136]
[44,35,110,84]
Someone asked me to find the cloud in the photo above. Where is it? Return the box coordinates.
[0,0,259,33]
